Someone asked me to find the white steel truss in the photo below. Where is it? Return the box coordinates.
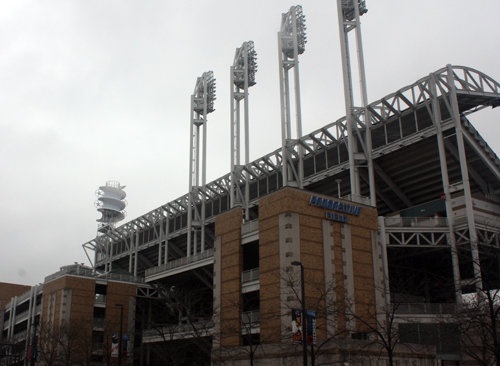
[278,5,306,188]
[337,0,375,205]
[82,66,500,276]
[230,41,257,221]
[188,71,216,257]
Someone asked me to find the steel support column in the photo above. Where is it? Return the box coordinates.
[230,41,257,221]
[430,73,463,302]
[446,64,482,292]
[278,5,306,189]
[337,0,375,205]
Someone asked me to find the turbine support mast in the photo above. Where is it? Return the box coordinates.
[230,41,257,221]
[278,5,307,189]
[188,71,216,257]
[337,0,376,206]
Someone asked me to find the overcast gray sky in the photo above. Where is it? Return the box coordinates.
[1,0,499,285]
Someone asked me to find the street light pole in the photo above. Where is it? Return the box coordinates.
[292,261,307,366]
[115,304,124,366]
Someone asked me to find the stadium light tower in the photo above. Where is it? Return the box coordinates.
[230,41,257,221]
[188,71,216,257]
[278,5,307,189]
[94,181,127,272]
[337,0,376,206]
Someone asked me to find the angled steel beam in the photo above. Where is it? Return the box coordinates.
[373,161,413,208]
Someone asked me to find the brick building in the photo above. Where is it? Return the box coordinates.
[1,265,146,366]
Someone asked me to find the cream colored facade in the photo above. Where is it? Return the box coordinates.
[213,187,436,365]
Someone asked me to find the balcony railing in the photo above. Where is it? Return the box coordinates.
[92,342,104,355]
[145,249,214,277]
[242,268,260,283]
[241,310,260,326]
[341,194,371,206]
[95,294,106,305]
[143,319,214,341]
[93,318,106,328]
[394,303,456,314]
[241,219,259,236]
[44,266,144,284]
[12,330,28,342]
[385,217,448,228]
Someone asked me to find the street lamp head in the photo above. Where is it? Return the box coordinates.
[291,261,302,266]
[115,303,123,307]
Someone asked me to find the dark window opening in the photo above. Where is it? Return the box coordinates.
[95,284,107,296]
[243,241,259,271]
[242,291,260,313]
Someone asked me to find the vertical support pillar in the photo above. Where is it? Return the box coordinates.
[188,72,216,256]
[164,215,169,264]
[158,218,163,267]
[187,94,196,257]
[446,64,482,292]
[278,6,306,189]
[230,64,238,210]
[341,224,356,334]
[337,0,375,204]
[134,230,139,277]
[430,73,463,302]
[322,220,337,338]
[230,41,257,220]
[7,297,17,338]
[378,217,391,309]
[128,232,134,274]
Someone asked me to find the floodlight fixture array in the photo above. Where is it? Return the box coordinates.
[280,5,307,58]
[233,41,258,88]
[193,71,216,115]
[342,0,367,21]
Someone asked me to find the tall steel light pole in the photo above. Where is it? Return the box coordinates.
[292,261,307,366]
[115,304,124,366]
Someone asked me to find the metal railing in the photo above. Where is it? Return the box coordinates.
[92,342,104,355]
[241,219,259,235]
[14,309,29,321]
[143,319,214,340]
[341,194,371,206]
[242,268,260,283]
[385,217,448,228]
[145,249,214,277]
[12,330,28,342]
[241,310,260,326]
[44,265,144,284]
[394,303,456,314]
[93,318,106,328]
[95,294,106,304]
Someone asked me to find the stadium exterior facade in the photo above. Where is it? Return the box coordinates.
[2,1,500,365]
[81,64,500,365]
[3,66,500,366]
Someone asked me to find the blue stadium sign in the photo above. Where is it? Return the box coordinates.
[308,195,362,223]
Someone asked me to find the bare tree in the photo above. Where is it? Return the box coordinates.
[38,322,60,366]
[445,242,500,366]
[342,273,440,366]
[280,267,346,366]
[38,319,96,366]
[137,281,213,366]
[212,290,274,366]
